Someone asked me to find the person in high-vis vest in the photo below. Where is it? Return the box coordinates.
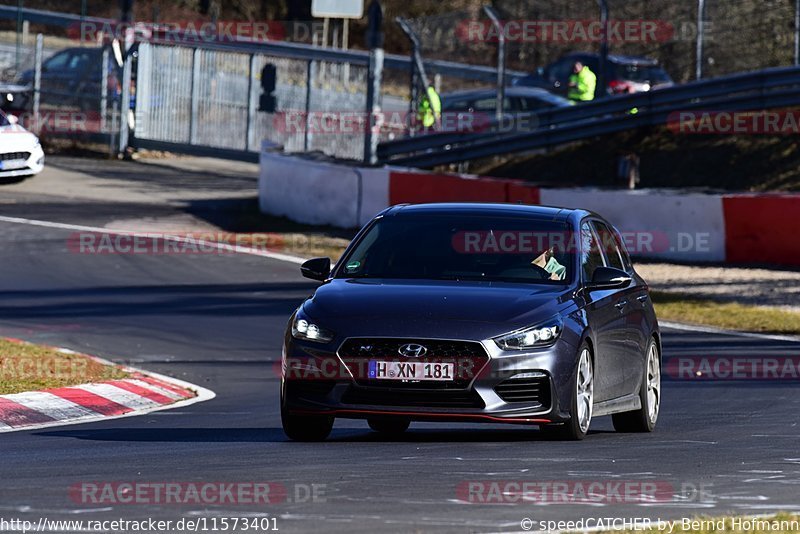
[567,61,597,102]
[417,85,442,130]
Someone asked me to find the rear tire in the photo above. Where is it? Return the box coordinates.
[281,407,334,441]
[612,338,661,433]
[368,418,410,435]
[542,342,593,441]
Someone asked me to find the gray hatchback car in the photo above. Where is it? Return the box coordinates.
[281,203,661,441]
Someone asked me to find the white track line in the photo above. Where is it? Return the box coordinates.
[660,320,800,343]
[2,391,99,420]
[0,214,306,264]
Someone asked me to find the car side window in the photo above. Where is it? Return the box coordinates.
[44,51,72,70]
[592,221,625,271]
[580,221,606,282]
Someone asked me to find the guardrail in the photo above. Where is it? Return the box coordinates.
[378,66,800,167]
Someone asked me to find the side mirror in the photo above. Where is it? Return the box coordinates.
[587,266,631,290]
[7,114,18,125]
[300,257,331,282]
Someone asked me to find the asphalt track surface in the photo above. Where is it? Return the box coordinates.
[1,192,799,533]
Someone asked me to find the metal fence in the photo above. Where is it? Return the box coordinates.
[407,0,800,84]
[134,42,369,161]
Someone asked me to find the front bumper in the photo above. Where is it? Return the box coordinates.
[282,334,580,425]
[0,146,44,178]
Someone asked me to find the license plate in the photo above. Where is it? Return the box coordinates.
[368,360,455,381]
[0,159,26,170]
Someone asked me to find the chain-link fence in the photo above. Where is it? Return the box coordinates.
[405,0,800,85]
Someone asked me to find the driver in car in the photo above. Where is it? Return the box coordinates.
[532,247,566,281]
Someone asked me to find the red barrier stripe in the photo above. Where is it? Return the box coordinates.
[389,171,508,204]
[48,387,131,416]
[506,182,541,205]
[723,195,800,266]
[106,380,174,405]
[136,375,194,399]
[0,397,56,427]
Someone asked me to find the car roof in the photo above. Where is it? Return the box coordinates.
[444,87,563,99]
[563,52,660,66]
[385,202,592,223]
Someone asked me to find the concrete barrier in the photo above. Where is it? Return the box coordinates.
[539,189,727,262]
[259,148,800,266]
[259,150,389,228]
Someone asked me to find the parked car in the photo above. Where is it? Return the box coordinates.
[0,109,45,179]
[281,203,662,441]
[439,87,573,133]
[442,87,574,113]
[515,52,673,98]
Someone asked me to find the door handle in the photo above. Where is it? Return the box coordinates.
[614,300,628,310]
[637,295,649,303]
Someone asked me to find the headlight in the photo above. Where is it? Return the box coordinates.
[291,311,335,343]
[494,320,561,350]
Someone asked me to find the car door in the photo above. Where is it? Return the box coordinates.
[593,221,646,397]
[579,220,628,402]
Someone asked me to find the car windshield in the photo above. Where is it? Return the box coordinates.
[336,213,574,284]
[614,63,672,84]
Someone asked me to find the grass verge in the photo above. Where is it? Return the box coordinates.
[652,291,800,335]
[0,339,128,395]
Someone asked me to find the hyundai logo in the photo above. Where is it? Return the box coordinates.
[398,343,428,357]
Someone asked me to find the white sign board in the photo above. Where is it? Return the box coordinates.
[312,0,364,19]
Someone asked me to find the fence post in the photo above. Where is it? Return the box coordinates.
[483,6,505,121]
[118,45,133,156]
[696,0,706,79]
[246,54,257,152]
[189,47,200,144]
[795,0,799,65]
[304,60,314,152]
[32,33,41,134]
[363,0,384,165]
[596,0,609,98]
[100,47,109,135]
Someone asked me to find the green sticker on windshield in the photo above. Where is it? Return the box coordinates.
[345,260,361,272]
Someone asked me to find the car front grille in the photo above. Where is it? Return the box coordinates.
[494,374,551,408]
[341,386,485,409]
[337,338,490,389]
[0,152,30,161]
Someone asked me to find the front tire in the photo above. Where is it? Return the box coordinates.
[542,342,593,440]
[613,338,661,433]
[281,406,334,441]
